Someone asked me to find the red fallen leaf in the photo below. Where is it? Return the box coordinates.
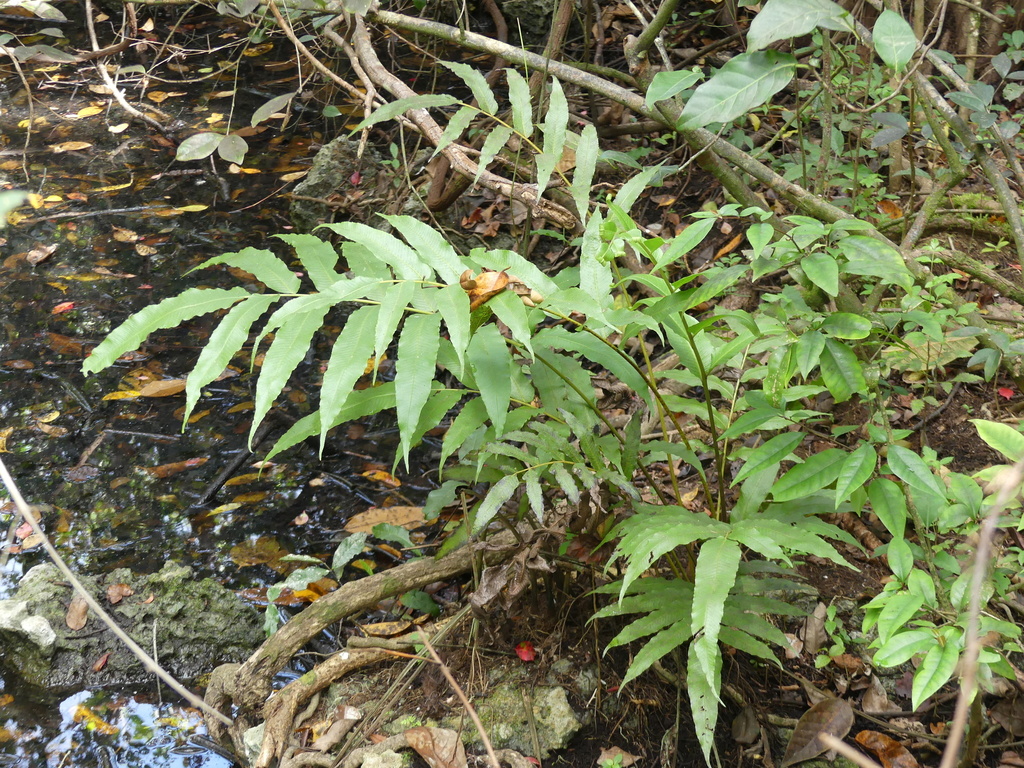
[527,758,540,766]
[515,641,536,662]
[854,730,919,768]
[999,387,1015,400]
[93,652,111,672]
[350,171,361,186]
[52,302,76,314]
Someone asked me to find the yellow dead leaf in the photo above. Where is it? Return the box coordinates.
[26,193,44,209]
[137,379,187,397]
[49,141,92,153]
[102,390,142,400]
[361,469,401,487]
[345,505,424,534]
[77,105,105,118]
[93,181,132,192]
[174,205,208,212]
[108,123,129,134]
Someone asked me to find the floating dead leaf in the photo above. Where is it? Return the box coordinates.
[66,594,89,630]
[142,457,208,479]
[64,465,100,482]
[26,243,57,265]
[51,301,75,314]
[42,332,84,356]
[106,583,133,604]
[0,426,13,453]
[225,473,263,486]
[73,704,118,735]
[460,269,509,311]
[108,123,129,134]
[854,730,919,768]
[137,379,187,397]
[344,505,425,534]
[37,423,68,437]
[360,468,401,487]
[146,91,186,103]
[3,360,34,370]
[292,577,338,602]
[781,697,854,767]
[49,141,92,153]
[102,390,142,401]
[405,727,467,768]
[0,694,13,707]
[230,536,290,571]
[135,243,158,256]
[231,491,269,504]
[111,226,138,242]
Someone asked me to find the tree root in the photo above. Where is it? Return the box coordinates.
[204,529,520,766]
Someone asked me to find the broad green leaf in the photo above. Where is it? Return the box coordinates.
[691,538,741,689]
[435,283,471,377]
[873,628,935,667]
[437,106,477,153]
[971,419,1024,462]
[441,61,499,114]
[771,448,846,502]
[356,95,459,130]
[621,619,693,686]
[887,444,946,500]
[579,210,611,300]
[876,591,924,644]
[537,78,569,194]
[467,323,512,436]
[733,432,804,485]
[275,234,341,292]
[746,222,773,259]
[319,305,380,453]
[571,124,598,220]
[688,637,722,763]
[678,51,796,129]
[834,444,876,509]
[838,236,914,291]
[319,222,427,280]
[217,134,248,165]
[886,536,913,582]
[192,246,301,293]
[184,294,280,424]
[176,132,222,162]
[747,0,853,50]
[614,164,667,213]
[407,388,463,452]
[795,330,826,378]
[820,312,872,340]
[265,382,396,461]
[251,91,296,127]
[251,295,335,445]
[395,312,442,464]
[868,478,907,538]
[819,338,867,403]
[719,627,781,665]
[331,532,369,574]
[506,68,533,138]
[475,473,519,531]
[801,251,839,297]
[764,344,795,408]
[476,125,515,183]
[380,215,464,284]
[645,68,703,108]
[912,629,961,710]
[440,397,488,467]
[82,287,251,374]
[873,9,917,73]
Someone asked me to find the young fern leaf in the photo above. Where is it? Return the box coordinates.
[82,286,252,374]
[184,293,280,424]
[467,323,513,436]
[441,61,499,115]
[535,77,568,194]
[251,295,336,447]
[275,234,342,291]
[488,290,534,360]
[394,312,442,466]
[380,215,465,284]
[434,283,472,378]
[318,304,380,454]
[505,68,533,139]
[475,473,520,530]
[688,638,723,763]
[613,164,668,212]
[476,125,515,184]
[690,537,741,688]
[188,247,300,293]
[356,94,459,130]
[579,210,612,300]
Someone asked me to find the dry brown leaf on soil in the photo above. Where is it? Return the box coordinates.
[106,583,133,605]
[991,696,1024,736]
[781,697,854,767]
[854,730,919,768]
[66,594,89,630]
[801,602,828,656]
[405,727,467,768]
[596,747,640,767]
[861,676,900,715]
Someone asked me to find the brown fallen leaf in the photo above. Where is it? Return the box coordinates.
[345,505,424,534]
[781,697,854,767]
[854,730,919,768]
[405,727,467,768]
[137,379,187,397]
[106,583,133,605]
[66,594,89,630]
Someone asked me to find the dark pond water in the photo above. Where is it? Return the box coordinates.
[0,13,438,765]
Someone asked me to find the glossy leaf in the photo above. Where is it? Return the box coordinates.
[678,51,796,129]
[802,252,839,297]
[645,69,702,107]
[873,9,917,73]
[82,287,252,374]
[748,0,853,51]
[771,448,846,502]
[795,330,826,378]
[176,132,222,162]
[834,444,876,509]
[819,338,867,403]
[733,432,804,485]
[868,478,906,538]
[912,629,961,710]
[838,236,914,291]
[887,444,946,500]
[820,312,872,340]
[395,312,442,464]
[971,419,1024,462]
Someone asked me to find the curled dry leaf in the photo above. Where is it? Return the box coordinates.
[460,269,509,311]
[854,730,919,768]
[405,727,467,768]
[781,697,854,768]
[106,583,134,605]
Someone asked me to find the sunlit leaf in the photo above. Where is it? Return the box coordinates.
[319,305,380,453]
[176,132,223,162]
[191,247,300,293]
[467,323,512,436]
